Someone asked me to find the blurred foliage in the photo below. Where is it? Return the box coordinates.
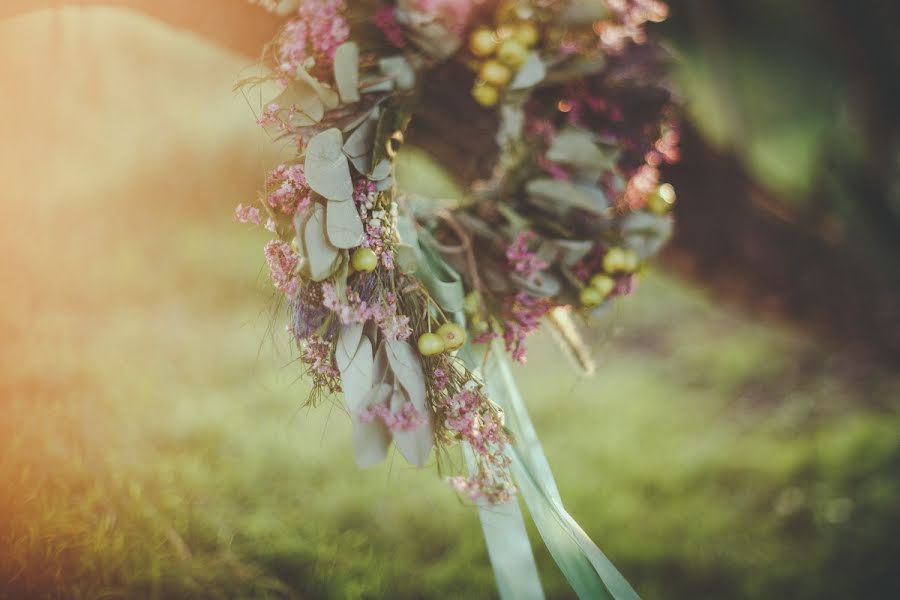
[661,1,900,272]
[1,6,899,600]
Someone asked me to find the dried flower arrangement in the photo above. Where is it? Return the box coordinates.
[238,1,677,597]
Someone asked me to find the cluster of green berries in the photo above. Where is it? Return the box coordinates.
[417,323,467,356]
[469,20,540,107]
[579,247,640,308]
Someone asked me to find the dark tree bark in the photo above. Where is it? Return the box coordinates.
[662,125,900,367]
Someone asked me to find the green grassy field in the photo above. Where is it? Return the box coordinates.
[1,9,899,600]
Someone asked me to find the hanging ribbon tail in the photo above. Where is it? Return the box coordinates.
[482,340,643,600]
[464,445,546,600]
[405,228,635,599]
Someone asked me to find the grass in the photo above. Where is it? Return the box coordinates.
[1,8,899,600]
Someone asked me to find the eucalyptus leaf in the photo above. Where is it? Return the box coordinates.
[543,55,608,84]
[296,68,339,110]
[510,272,562,298]
[343,116,376,158]
[305,128,354,202]
[359,78,395,94]
[335,322,365,373]
[376,175,394,191]
[304,203,340,281]
[527,178,608,214]
[292,209,314,258]
[370,158,392,181]
[384,338,426,410]
[333,42,360,104]
[379,56,416,90]
[547,129,617,173]
[548,239,593,267]
[326,198,365,249]
[619,212,674,259]
[510,52,547,90]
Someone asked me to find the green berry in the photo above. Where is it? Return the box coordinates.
[589,274,616,297]
[469,28,498,57]
[351,247,378,272]
[472,83,500,107]
[621,249,639,272]
[417,332,445,356]
[512,22,539,47]
[602,247,627,273]
[497,39,528,68]
[480,59,512,87]
[579,286,604,308]
[436,323,467,350]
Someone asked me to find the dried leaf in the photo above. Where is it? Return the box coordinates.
[390,385,433,467]
[352,382,392,467]
[305,128,353,202]
[326,198,364,249]
[333,42,360,104]
[296,68,339,110]
[339,336,374,412]
[372,340,392,387]
[384,338,426,409]
[270,80,323,126]
[303,203,340,281]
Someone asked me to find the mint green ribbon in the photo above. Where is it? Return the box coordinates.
[400,220,639,600]
[482,342,641,600]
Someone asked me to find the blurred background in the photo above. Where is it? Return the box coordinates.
[1,3,898,599]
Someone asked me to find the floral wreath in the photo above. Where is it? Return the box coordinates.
[238,1,677,597]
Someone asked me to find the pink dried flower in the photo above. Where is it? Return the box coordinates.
[302,337,340,378]
[506,231,549,280]
[433,368,449,392]
[276,0,350,76]
[502,292,551,363]
[448,471,515,505]
[235,203,261,225]
[264,240,299,297]
[266,164,312,216]
[373,7,406,48]
[361,403,426,432]
[320,283,411,341]
[441,378,515,505]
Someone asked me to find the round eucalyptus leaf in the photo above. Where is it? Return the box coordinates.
[305,128,354,202]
